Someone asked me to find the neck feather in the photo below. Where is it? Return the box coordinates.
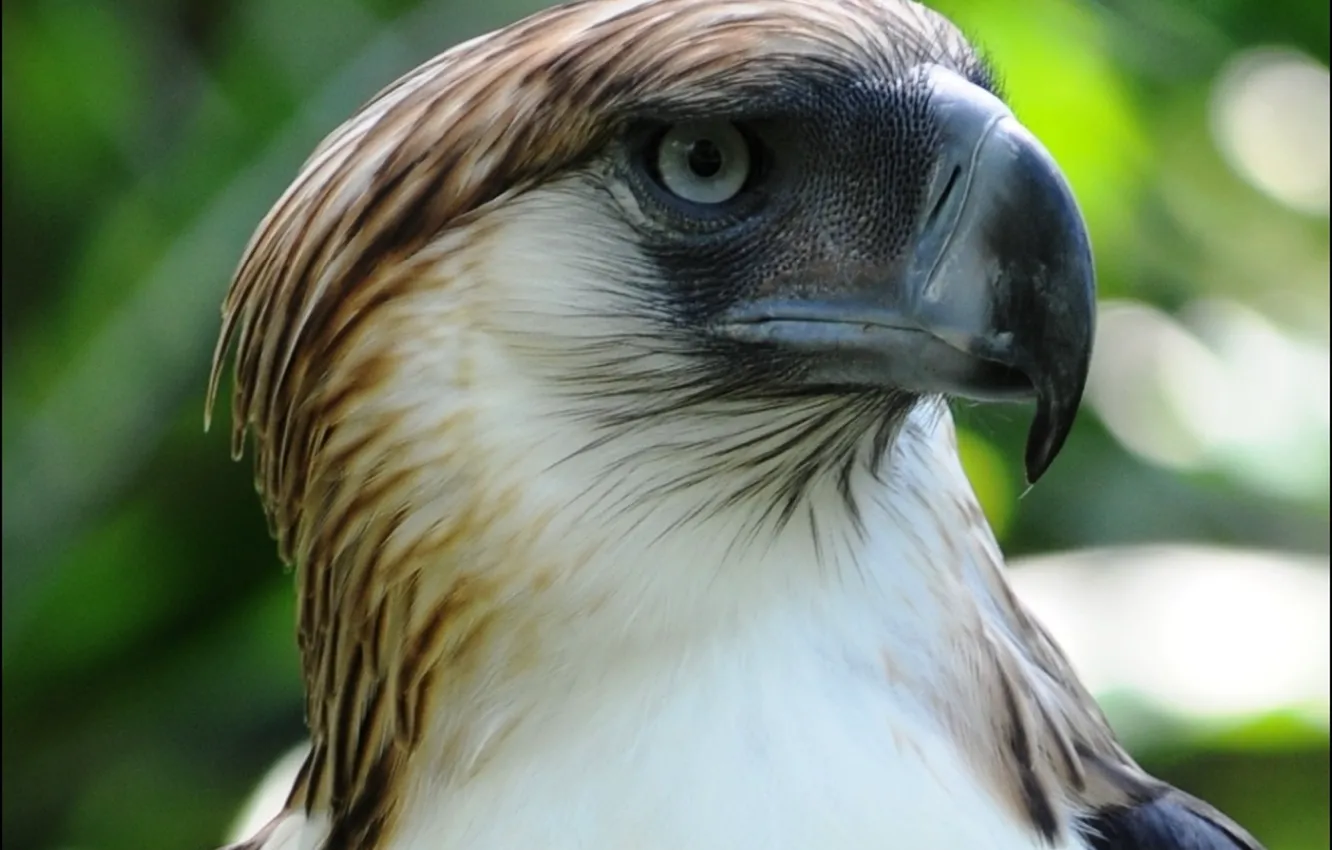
[281,383,1018,835]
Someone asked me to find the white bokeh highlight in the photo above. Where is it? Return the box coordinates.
[1211,47,1331,215]
[1087,299,1330,499]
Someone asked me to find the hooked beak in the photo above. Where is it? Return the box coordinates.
[717,66,1096,483]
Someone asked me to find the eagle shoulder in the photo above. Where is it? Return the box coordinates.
[1084,790,1264,850]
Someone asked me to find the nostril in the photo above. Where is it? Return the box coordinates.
[924,165,961,230]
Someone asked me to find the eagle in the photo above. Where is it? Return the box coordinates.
[208,1,1267,848]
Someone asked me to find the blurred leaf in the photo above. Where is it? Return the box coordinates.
[3,1,141,202]
[956,426,1015,539]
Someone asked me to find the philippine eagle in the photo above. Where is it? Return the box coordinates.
[209,1,1266,848]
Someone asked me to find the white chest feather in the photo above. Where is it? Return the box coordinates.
[391,628,1083,850]
[245,396,1091,850]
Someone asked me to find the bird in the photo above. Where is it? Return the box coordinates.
[208,1,1267,848]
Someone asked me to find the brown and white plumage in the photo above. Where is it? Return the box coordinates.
[209,1,1266,848]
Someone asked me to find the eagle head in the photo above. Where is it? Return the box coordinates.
[208,2,1109,849]
[209,0,1094,563]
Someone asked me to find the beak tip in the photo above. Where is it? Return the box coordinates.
[1022,390,1083,484]
[1023,445,1053,486]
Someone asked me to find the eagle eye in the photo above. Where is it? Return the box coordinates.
[651,121,754,205]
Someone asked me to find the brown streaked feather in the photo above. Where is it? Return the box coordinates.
[890,416,1263,848]
[967,541,1265,848]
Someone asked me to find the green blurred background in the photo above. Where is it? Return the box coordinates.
[2,0,1329,848]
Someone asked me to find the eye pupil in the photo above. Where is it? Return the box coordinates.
[686,140,724,178]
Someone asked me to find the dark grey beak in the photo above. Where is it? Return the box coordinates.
[718,66,1096,483]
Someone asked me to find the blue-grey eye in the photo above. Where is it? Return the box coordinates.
[654,121,752,204]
